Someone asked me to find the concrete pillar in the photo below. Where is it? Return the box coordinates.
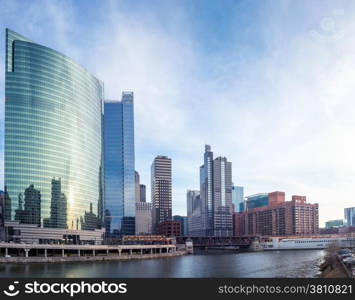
[44,249,47,258]
[106,249,109,255]
[5,248,8,257]
[140,249,143,255]
[93,250,95,256]
[118,249,122,256]
[62,249,65,257]
[129,249,132,256]
[78,250,81,257]
[150,248,153,254]
[159,247,162,254]
[24,249,29,258]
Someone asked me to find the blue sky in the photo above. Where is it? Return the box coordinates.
[1,0,355,226]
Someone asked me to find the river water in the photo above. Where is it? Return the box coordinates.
[0,250,325,278]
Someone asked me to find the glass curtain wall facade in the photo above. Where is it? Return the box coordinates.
[104,92,135,237]
[245,193,269,209]
[232,186,244,212]
[5,29,104,231]
[0,191,4,241]
[344,207,355,227]
[200,145,214,236]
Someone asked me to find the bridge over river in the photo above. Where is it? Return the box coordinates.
[175,236,258,249]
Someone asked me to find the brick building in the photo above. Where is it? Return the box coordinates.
[156,221,181,237]
[233,192,319,236]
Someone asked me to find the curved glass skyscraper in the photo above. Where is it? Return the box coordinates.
[5,29,104,231]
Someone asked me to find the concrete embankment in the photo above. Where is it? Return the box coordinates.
[0,250,187,263]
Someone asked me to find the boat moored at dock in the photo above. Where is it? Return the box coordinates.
[261,236,355,250]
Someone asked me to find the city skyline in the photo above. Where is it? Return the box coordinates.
[2,1,355,226]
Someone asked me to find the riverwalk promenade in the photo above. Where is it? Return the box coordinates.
[0,242,184,263]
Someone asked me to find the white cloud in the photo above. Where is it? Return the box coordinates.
[1,0,355,225]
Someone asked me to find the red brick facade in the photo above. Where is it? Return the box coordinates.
[156,221,181,237]
[268,191,285,205]
[233,192,319,237]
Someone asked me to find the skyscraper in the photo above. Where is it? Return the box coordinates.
[245,193,269,209]
[199,145,233,236]
[139,184,146,202]
[4,29,104,234]
[104,92,135,237]
[135,202,152,235]
[213,156,233,236]
[135,171,140,203]
[187,190,200,217]
[200,145,214,236]
[0,191,5,241]
[173,215,188,236]
[134,172,150,234]
[232,186,244,212]
[186,190,203,236]
[151,156,172,233]
[344,207,355,227]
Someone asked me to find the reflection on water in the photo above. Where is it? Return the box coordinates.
[0,250,324,278]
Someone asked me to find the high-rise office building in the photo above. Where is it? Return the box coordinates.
[200,145,214,236]
[245,193,269,209]
[344,207,355,227]
[156,220,181,237]
[151,156,172,233]
[234,193,319,236]
[187,190,200,217]
[104,92,136,237]
[134,172,150,234]
[0,191,4,241]
[135,202,152,235]
[232,186,244,213]
[187,190,202,236]
[212,156,233,236]
[4,29,104,241]
[173,215,188,236]
[325,219,344,228]
[135,171,140,203]
[199,145,233,236]
[4,187,11,222]
[139,184,146,202]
